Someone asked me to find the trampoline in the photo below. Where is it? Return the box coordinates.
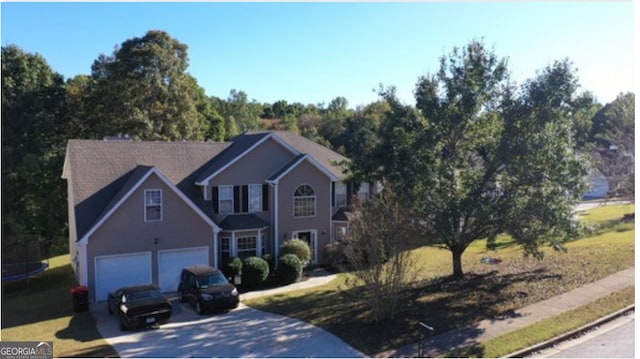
[2,234,50,283]
[2,261,49,282]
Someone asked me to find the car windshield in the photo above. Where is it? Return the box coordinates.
[127,289,162,302]
[197,273,228,288]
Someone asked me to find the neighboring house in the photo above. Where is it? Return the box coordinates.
[583,167,609,199]
[63,131,369,302]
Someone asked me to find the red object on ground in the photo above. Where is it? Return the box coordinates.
[70,285,88,294]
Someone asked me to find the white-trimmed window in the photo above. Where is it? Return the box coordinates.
[219,186,233,214]
[294,184,316,217]
[249,184,262,212]
[237,236,257,259]
[335,182,347,208]
[144,189,162,221]
[358,182,370,202]
[220,237,230,262]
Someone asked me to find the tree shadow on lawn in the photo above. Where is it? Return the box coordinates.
[59,344,119,358]
[55,311,104,342]
[2,264,78,328]
[55,312,119,358]
[252,268,561,356]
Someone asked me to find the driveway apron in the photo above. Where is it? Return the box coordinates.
[92,301,364,358]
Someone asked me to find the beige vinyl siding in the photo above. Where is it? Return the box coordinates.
[277,160,332,264]
[87,174,215,301]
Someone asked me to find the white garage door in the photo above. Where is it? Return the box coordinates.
[158,247,209,293]
[95,252,152,301]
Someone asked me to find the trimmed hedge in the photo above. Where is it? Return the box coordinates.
[241,256,269,288]
[276,254,303,285]
[262,253,276,276]
[280,239,311,267]
[221,256,242,280]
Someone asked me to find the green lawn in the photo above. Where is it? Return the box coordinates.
[448,286,635,358]
[1,255,118,358]
[0,203,633,357]
[244,203,635,356]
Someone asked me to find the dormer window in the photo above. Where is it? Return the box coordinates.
[144,189,162,222]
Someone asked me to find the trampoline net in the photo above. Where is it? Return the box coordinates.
[2,235,46,278]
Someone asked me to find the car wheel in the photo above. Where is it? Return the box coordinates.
[178,289,185,303]
[196,301,204,315]
[118,315,128,331]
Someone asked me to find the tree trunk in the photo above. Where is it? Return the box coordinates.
[451,249,464,279]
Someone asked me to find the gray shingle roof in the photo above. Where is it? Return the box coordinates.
[65,140,229,239]
[270,131,349,179]
[194,132,271,184]
[64,131,350,241]
[267,154,307,182]
[218,214,269,231]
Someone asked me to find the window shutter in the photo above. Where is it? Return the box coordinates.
[346,183,353,206]
[212,186,219,214]
[233,186,240,213]
[331,182,336,207]
[262,184,269,211]
[242,185,249,213]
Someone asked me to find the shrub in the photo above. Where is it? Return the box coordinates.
[221,256,242,280]
[324,241,349,272]
[241,256,270,288]
[276,254,303,285]
[280,239,311,267]
[262,253,276,276]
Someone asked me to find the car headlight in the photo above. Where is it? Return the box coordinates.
[120,304,128,313]
[231,288,238,296]
[201,293,213,301]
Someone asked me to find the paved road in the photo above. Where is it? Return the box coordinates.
[92,299,364,358]
[575,200,632,212]
[533,313,634,358]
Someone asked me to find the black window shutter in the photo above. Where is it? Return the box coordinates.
[331,182,336,207]
[212,186,219,214]
[262,184,269,211]
[242,185,249,213]
[233,186,240,213]
[346,183,353,206]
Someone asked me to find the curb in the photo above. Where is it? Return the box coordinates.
[502,304,635,358]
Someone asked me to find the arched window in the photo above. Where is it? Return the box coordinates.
[294,184,316,217]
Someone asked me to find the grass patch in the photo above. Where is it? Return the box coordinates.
[244,204,635,356]
[1,255,118,358]
[448,286,635,358]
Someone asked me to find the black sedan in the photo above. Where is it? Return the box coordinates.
[107,284,172,331]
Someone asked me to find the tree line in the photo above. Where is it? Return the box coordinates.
[1,30,634,262]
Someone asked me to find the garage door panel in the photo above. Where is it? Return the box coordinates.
[158,247,209,293]
[95,252,152,301]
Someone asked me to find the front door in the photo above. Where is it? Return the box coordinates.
[293,230,317,265]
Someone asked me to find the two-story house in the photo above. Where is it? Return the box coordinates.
[63,131,371,302]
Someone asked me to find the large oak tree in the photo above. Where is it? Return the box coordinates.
[353,40,589,278]
[89,30,204,140]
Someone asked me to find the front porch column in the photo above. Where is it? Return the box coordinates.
[231,232,237,257]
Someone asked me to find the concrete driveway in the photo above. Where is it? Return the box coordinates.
[92,297,364,358]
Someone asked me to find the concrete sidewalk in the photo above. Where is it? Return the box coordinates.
[375,267,635,358]
[240,269,338,301]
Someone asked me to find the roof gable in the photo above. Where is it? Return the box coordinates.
[78,166,220,244]
[267,154,338,183]
[65,140,228,239]
[195,131,349,186]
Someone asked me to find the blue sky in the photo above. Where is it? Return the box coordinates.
[1,2,635,108]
